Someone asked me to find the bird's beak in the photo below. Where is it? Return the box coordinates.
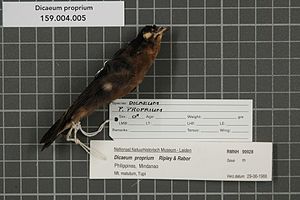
[154,27,168,38]
[156,26,168,35]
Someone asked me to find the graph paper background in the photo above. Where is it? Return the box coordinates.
[1,0,300,199]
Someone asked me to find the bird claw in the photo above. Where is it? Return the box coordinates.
[66,122,80,143]
[65,121,106,160]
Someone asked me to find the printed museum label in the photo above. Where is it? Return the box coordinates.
[3,1,124,27]
[90,140,272,181]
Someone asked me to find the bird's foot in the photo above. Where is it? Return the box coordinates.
[66,122,80,143]
[66,121,106,160]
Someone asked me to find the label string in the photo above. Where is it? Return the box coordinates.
[66,120,110,160]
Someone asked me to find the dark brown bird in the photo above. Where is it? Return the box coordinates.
[40,25,168,150]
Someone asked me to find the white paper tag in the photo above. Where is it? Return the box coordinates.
[109,99,253,141]
[90,140,272,181]
[3,1,124,27]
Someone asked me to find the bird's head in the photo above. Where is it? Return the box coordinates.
[139,25,168,43]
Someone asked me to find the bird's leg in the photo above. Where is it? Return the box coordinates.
[66,127,74,142]
[65,121,90,153]
[66,121,81,143]
[65,121,107,160]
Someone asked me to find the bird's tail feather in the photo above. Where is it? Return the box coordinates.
[40,115,70,151]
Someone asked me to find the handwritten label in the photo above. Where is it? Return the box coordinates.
[3,1,124,27]
[109,99,253,141]
[90,140,272,181]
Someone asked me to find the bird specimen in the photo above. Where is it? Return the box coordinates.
[40,25,168,150]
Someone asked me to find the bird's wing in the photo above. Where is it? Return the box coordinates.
[65,59,133,121]
[112,47,127,58]
[41,58,133,148]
